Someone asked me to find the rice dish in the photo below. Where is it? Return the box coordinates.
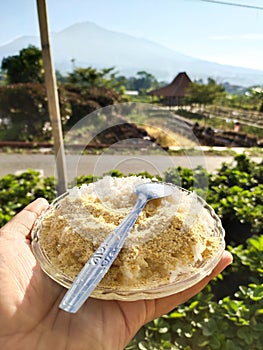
[36,176,223,294]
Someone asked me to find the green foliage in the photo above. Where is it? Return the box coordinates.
[128,171,162,181]
[221,86,263,112]
[56,75,123,128]
[228,235,263,283]
[0,82,121,140]
[164,166,194,189]
[0,83,48,140]
[71,174,100,187]
[65,66,121,90]
[207,154,263,241]
[126,155,263,349]
[1,157,263,349]
[0,49,124,140]
[102,169,125,178]
[163,165,209,198]
[128,257,263,350]
[0,170,56,226]
[116,70,163,95]
[184,78,225,106]
[1,45,44,84]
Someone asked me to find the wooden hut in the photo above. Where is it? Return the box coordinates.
[149,72,191,106]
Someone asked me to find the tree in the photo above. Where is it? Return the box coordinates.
[118,71,161,95]
[132,71,159,93]
[1,45,44,84]
[185,78,225,106]
[246,86,263,112]
[65,66,121,91]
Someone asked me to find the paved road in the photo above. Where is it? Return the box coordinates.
[1,153,260,182]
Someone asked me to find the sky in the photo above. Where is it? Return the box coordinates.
[0,0,263,71]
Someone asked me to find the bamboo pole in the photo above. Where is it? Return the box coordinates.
[36,0,67,194]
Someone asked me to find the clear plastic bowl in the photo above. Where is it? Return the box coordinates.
[31,184,225,301]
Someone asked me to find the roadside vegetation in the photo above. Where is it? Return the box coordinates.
[0,154,262,349]
[0,45,263,148]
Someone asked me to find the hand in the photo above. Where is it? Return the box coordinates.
[0,198,232,350]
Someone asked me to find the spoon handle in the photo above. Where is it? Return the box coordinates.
[59,194,147,313]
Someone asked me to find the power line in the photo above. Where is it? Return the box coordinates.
[198,0,263,10]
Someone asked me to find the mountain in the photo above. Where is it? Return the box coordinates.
[0,21,263,87]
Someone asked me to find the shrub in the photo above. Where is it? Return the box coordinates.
[207,154,263,244]
[63,85,122,128]
[0,157,262,349]
[127,235,263,350]
[0,170,56,226]
[0,83,122,141]
[0,84,70,141]
[0,84,49,141]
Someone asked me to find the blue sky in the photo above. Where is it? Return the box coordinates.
[1,0,263,70]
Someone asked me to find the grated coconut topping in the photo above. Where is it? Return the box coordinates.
[39,176,221,291]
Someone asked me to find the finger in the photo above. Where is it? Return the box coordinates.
[0,198,49,238]
[151,251,233,320]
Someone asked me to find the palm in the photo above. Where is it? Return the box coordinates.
[0,199,232,350]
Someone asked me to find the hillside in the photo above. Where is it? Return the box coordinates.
[1,21,263,86]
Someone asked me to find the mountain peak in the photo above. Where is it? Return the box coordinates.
[0,21,262,86]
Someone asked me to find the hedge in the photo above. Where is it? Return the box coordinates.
[0,154,262,349]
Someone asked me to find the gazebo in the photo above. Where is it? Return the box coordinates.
[149,72,191,106]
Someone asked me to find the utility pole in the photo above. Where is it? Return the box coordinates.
[36,0,67,194]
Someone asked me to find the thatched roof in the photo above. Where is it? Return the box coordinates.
[149,72,191,97]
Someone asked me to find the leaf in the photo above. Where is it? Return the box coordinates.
[248,236,263,251]
[255,309,263,316]
[201,318,217,336]
[188,300,199,310]
[168,310,185,318]
[209,335,221,349]
[237,328,254,344]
